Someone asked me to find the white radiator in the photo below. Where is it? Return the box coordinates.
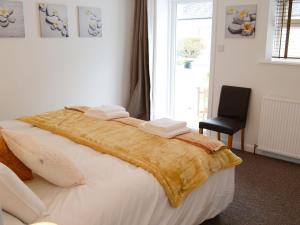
[258,96,300,159]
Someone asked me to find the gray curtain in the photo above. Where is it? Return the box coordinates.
[127,0,151,121]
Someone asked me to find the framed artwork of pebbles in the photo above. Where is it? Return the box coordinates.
[78,7,102,37]
[225,5,257,38]
[39,3,69,38]
[0,0,25,37]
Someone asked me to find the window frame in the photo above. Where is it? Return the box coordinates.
[272,0,300,59]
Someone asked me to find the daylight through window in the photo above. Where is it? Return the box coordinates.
[272,0,300,59]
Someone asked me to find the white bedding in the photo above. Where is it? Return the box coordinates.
[2,211,25,225]
[1,121,235,225]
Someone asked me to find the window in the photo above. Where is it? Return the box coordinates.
[272,0,300,59]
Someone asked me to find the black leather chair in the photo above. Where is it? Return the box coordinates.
[199,85,251,150]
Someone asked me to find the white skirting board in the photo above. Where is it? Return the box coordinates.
[207,132,299,164]
[222,139,300,164]
[219,138,300,164]
[220,138,254,153]
[257,149,300,164]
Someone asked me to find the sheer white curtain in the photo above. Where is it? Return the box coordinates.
[147,0,175,120]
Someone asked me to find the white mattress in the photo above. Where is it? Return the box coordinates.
[0,121,235,225]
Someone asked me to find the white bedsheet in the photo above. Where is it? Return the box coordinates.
[2,211,25,225]
[1,121,235,225]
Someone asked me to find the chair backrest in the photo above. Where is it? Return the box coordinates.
[218,85,251,124]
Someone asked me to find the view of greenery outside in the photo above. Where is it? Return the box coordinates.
[178,38,203,58]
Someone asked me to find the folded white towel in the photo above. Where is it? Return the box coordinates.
[85,110,129,120]
[88,105,125,114]
[143,118,187,133]
[139,123,191,139]
[86,111,119,117]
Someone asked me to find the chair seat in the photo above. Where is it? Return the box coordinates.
[199,117,244,135]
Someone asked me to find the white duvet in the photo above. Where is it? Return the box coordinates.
[0,120,235,225]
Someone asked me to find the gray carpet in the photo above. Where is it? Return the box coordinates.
[201,151,300,225]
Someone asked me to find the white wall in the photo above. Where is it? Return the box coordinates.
[0,0,134,120]
[211,0,300,151]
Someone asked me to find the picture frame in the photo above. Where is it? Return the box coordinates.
[225,5,257,39]
[39,3,69,38]
[78,6,102,38]
[0,0,25,38]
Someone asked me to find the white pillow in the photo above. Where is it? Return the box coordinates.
[2,129,86,187]
[0,163,47,224]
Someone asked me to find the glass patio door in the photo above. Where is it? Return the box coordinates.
[170,0,213,129]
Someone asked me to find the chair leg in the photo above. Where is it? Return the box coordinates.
[217,132,221,141]
[241,129,245,151]
[199,128,203,134]
[228,135,233,149]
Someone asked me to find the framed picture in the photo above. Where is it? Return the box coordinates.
[39,3,69,38]
[78,6,102,37]
[0,0,25,37]
[225,5,257,38]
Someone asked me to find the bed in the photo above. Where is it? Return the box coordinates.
[0,119,237,225]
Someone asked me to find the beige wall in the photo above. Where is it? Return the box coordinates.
[0,0,134,120]
[212,0,300,151]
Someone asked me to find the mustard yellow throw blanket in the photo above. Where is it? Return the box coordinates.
[19,109,242,207]
[65,106,229,153]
